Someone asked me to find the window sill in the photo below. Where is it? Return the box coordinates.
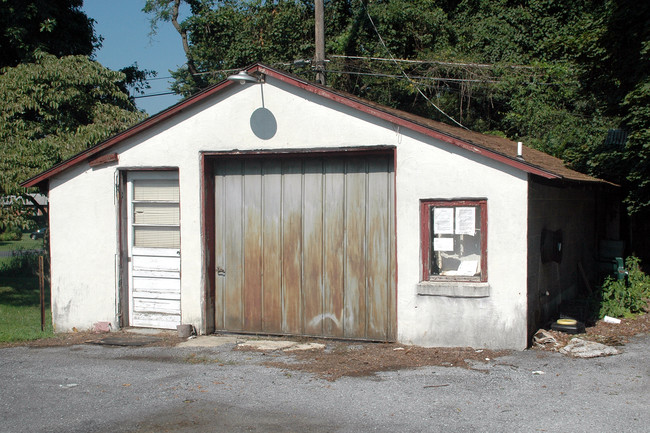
[417,281,490,298]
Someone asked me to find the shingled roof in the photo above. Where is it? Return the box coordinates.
[22,63,606,188]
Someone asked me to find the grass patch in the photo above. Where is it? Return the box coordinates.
[0,233,43,252]
[0,276,53,343]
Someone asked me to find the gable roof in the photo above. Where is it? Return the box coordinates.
[22,63,605,188]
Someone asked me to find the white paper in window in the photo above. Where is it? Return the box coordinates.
[456,260,479,276]
[434,208,454,234]
[455,207,475,235]
[433,237,454,251]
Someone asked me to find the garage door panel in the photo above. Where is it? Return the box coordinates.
[344,159,367,338]
[366,158,391,340]
[302,159,324,335]
[281,160,303,334]
[243,160,263,332]
[224,161,244,331]
[323,161,345,337]
[214,155,395,341]
[214,168,226,329]
[262,162,283,333]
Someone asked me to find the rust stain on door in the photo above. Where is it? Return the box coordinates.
[214,155,395,341]
[243,160,262,332]
[261,161,282,333]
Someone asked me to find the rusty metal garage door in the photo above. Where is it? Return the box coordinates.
[214,155,395,341]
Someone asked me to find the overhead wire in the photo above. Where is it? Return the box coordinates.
[133,68,239,99]
[133,91,176,99]
[325,69,500,83]
[329,54,537,70]
[363,8,468,129]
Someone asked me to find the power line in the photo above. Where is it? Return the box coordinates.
[364,9,468,130]
[133,91,177,99]
[192,68,240,76]
[329,54,537,70]
[326,69,500,83]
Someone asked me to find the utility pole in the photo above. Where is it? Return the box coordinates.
[314,0,326,85]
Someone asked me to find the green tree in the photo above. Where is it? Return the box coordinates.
[0,0,156,233]
[145,0,317,96]
[0,0,99,68]
[149,0,650,255]
[0,54,146,229]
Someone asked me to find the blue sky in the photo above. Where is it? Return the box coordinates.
[81,0,188,114]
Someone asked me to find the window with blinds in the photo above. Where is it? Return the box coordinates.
[132,179,180,249]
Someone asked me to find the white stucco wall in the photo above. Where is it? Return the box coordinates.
[49,163,120,331]
[395,138,529,349]
[48,76,529,348]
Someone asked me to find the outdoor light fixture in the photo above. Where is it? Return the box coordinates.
[227,70,263,84]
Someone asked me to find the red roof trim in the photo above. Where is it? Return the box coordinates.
[88,152,118,168]
[22,63,559,188]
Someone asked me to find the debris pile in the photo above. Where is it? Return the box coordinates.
[559,338,621,358]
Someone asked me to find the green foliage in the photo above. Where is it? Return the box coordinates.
[0,250,42,277]
[0,54,147,229]
[146,0,318,96]
[146,0,650,214]
[0,0,99,68]
[621,78,650,214]
[0,1,155,231]
[119,63,158,99]
[598,256,650,318]
[0,232,42,252]
[0,227,22,242]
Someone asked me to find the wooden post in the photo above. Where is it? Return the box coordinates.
[314,0,326,85]
[39,255,45,331]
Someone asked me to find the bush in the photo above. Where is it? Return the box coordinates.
[0,226,22,241]
[598,256,650,318]
[0,249,41,277]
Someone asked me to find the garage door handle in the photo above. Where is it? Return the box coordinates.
[217,267,226,276]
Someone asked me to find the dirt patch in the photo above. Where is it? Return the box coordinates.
[260,310,650,380]
[263,342,509,381]
[534,307,650,351]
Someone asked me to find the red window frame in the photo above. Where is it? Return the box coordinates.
[420,199,488,282]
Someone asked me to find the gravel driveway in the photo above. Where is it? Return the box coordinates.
[1,333,648,432]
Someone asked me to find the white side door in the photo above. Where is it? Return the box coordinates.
[127,171,181,329]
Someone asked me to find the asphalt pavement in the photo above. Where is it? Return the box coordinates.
[1,334,648,432]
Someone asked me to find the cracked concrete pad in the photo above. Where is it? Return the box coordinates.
[238,340,297,351]
[177,335,241,348]
[238,340,326,352]
[284,342,326,352]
